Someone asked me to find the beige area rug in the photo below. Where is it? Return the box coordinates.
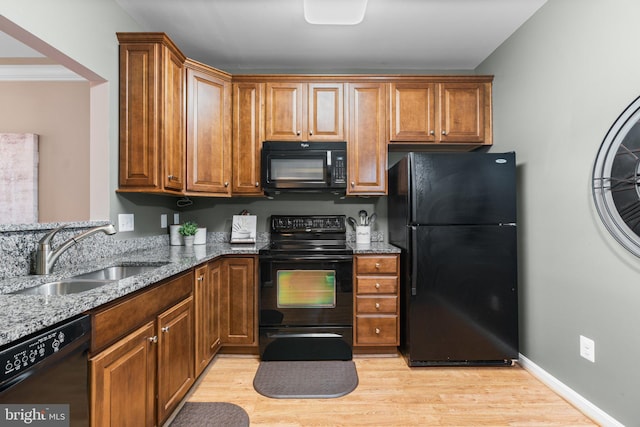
[253,360,358,399]
[169,402,249,427]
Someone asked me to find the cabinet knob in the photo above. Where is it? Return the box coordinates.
[375,302,380,309]
[375,328,381,335]
[161,326,170,333]
[296,130,301,136]
[148,335,158,343]
[430,130,435,135]
[197,275,204,282]
[309,130,313,136]
[168,174,175,181]
[375,263,381,269]
[351,181,355,187]
[375,282,381,289]
[255,182,260,187]
[224,181,229,187]
[441,130,447,135]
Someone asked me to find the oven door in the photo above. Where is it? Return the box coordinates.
[259,255,353,360]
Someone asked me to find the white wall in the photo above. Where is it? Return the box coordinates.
[477,0,640,424]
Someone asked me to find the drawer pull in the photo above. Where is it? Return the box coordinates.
[375,302,380,309]
[148,335,158,343]
[375,262,381,269]
[197,275,204,282]
[161,326,170,333]
[375,328,381,335]
[375,282,381,289]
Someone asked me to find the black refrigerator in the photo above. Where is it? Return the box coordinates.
[388,152,519,366]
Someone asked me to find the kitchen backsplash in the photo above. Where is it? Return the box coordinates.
[0,222,382,280]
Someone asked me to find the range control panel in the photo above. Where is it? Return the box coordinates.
[270,215,346,233]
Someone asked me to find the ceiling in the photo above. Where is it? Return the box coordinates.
[114,0,548,74]
[0,0,547,79]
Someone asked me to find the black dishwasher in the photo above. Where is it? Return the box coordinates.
[0,314,91,426]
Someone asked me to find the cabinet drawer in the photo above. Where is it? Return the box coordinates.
[356,276,398,294]
[355,296,397,314]
[355,255,398,274]
[355,316,398,345]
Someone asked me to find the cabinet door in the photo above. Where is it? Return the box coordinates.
[90,322,156,427]
[265,82,305,140]
[389,83,437,142]
[308,83,344,141]
[157,297,194,424]
[347,83,387,195]
[186,65,231,195]
[194,262,221,376]
[232,82,264,195]
[220,257,256,346]
[439,82,486,143]
[162,49,186,192]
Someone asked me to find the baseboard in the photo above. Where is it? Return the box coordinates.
[518,354,624,427]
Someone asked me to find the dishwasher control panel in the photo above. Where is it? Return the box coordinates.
[0,315,90,388]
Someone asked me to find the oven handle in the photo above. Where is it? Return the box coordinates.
[259,254,353,261]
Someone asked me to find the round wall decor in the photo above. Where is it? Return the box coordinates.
[593,95,640,257]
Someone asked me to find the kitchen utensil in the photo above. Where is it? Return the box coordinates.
[358,210,368,225]
[347,217,358,229]
[368,213,377,227]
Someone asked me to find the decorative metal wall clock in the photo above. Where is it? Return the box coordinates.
[593,96,640,257]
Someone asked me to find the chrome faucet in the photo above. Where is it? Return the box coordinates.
[34,224,117,274]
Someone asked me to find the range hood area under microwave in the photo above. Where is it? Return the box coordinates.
[261,141,347,197]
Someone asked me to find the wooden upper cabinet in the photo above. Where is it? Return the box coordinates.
[232,82,264,196]
[389,80,492,148]
[117,33,186,194]
[265,82,344,141]
[185,60,232,196]
[347,82,387,195]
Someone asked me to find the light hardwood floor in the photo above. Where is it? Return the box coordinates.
[176,354,597,426]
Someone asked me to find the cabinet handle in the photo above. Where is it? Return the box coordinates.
[168,174,175,181]
[161,326,170,333]
[148,335,158,343]
[375,282,381,289]
[255,182,260,187]
[351,181,355,187]
[224,181,229,187]
[375,328,381,335]
[197,275,204,282]
[375,263,381,269]
[375,302,380,310]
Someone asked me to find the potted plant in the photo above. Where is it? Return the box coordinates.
[179,221,199,246]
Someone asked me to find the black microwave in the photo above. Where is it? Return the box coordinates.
[261,141,347,196]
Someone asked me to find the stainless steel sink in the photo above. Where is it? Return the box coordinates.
[11,279,113,295]
[72,264,164,281]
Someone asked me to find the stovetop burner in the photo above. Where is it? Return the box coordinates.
[261,215,350,256]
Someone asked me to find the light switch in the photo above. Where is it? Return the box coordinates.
[118,214,134,232]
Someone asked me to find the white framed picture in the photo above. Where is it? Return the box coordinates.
[231,215,257,243]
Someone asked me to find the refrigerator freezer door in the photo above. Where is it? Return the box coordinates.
[405,224,518,365]
[409,152,516,225]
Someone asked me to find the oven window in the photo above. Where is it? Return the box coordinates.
[277,270,336,308]
[270,158,324,181]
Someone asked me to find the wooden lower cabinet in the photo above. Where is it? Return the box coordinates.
[90,322,156,427]
[194,261,222,376]
[353,254,400,350]
[157,297,195,422]
[219,256,257,350]
[90,272,194,427]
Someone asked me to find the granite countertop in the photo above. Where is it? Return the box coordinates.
[0,241,399,348]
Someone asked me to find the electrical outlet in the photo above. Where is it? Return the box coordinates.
[579,335,595,363]
[174,213,180,225]
[161,214,168,229]
[118,214,134,232]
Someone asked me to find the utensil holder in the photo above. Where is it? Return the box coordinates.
[169,225,183,246]
[356,225,371,244]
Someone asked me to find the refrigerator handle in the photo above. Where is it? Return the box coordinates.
[411,226,418,296]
